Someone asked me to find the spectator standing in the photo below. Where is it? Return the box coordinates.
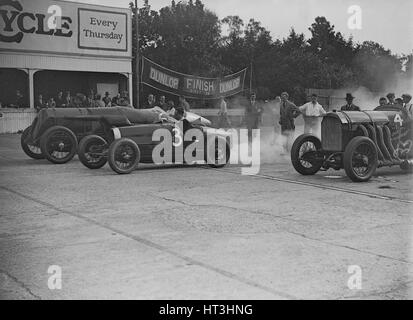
[118,91,131,107]
[272,96,281,144]
[179,96,191,112]
[218,96,231,128]
[63,91,72,107]
[402,94,412,117]
[14,90,24,108]
[95,94,105,108]
[103,92,112,107]
[245,93,263,142]
[112,93,121,106]
[341,93,360,111]
[298,93,326,138]
[35,94,47,112]
[48,97,56,108]
[55,91,64,107]
[159,95,168,111]
[279,92,300,153]
[144,94,156,109]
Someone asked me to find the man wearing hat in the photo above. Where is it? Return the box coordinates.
[386,93,395,105]
[341,93,360,111]
[402,94,412,117]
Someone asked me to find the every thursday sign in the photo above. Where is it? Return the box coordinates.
[78,8,128,51]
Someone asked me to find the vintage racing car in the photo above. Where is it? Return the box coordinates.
[76,111,231,174]
[291,105,413,182]
[20,106,215,165]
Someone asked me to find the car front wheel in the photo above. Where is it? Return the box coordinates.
[343,136,378,182]
[21,126,44,159]
[78,135,108,169]
[291,134,323,175]
[40,126,78,164]
[108,138,140,174]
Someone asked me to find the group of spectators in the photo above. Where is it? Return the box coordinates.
[35,90,131,112]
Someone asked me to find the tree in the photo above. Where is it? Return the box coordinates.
[143,0,224,76]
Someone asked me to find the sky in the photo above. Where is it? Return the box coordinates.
[70,0,413,55]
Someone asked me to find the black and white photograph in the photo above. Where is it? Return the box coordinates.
[0,0,412,305]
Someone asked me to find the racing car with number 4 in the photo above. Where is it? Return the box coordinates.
[291,105,413,182]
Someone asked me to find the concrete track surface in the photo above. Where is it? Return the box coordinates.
[0,131,412,300]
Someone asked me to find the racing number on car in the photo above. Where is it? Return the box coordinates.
[394,114,403,127]
[172,126,183,147]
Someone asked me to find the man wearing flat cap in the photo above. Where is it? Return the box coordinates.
[402,94,412,117]
[279,91,300,153]
[341,93,360,111]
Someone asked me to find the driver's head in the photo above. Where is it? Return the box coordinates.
[174,106,185,120]
[379,97,387,106]
[395,98,403,106]
[402,94,412,104]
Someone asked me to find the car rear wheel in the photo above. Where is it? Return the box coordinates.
[21,126,44,159]
[291,134,323,175]
[344,136,378,182]
[108,138,140,174]
[40,126,78,164]
[78,135,108,169]
[205,137,230,168]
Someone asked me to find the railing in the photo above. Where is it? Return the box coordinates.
[0,109,37,134]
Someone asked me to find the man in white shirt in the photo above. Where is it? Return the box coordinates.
[299,93,326,138]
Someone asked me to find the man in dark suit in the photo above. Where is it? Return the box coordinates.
[245,93,262,142]
[341,93,360,111]
[279,92,300,153]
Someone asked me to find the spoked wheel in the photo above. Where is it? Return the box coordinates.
[40,126,78,164]
[205,137,230,168]
[344,136,378,182]
[108,138,140,174]
[291,134,323,175]
[21,126,44,159]
[78,135,108,169]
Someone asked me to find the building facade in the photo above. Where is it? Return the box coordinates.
[0,0,132,132]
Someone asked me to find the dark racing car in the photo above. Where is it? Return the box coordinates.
[20,106,227,167]
[76,111,231,174]
[290,105,413,182]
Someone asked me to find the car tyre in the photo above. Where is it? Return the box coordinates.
[343,136,378,182]
[40,126,78,164]
[78,135,108,169]
[21,126,44,159]
[108,138,140,174]
[291,134,323,175]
